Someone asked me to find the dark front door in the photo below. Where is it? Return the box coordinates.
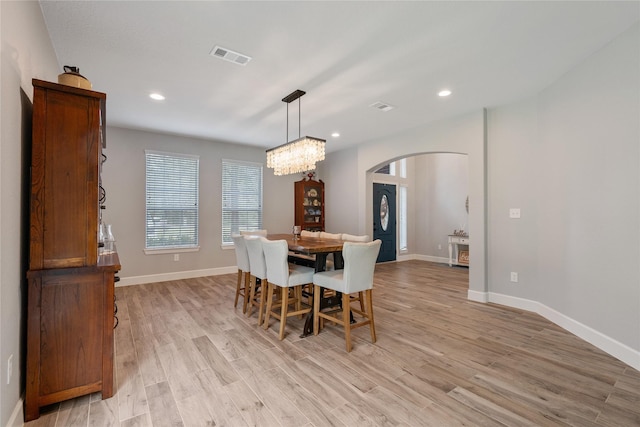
[373,183,396,262]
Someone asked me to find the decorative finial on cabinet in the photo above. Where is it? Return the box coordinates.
[302,171,316,181]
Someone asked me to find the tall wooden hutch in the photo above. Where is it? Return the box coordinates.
[294,178,325,231]
[25,79,121,421]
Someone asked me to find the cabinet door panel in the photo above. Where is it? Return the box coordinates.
[30,82,101,269]
[39,272,104,395]
[43,92,91,268]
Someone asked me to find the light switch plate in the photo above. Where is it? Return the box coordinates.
[509,208,521,219]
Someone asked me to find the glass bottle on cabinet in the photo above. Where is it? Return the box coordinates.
[294,178,324,231]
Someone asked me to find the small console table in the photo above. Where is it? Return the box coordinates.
[448,235,469,266]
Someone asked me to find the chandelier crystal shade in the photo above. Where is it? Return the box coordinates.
[266,136,326,176]
[266,89,326,176]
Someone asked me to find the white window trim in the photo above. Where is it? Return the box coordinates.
[399,184,408,253]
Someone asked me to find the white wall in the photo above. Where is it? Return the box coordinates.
[320,146,360,234]
[487,23,639,366]
[101,126,298,284]
[414,153,469,257]
[0,1,60,425]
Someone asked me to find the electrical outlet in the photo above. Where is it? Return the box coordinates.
[510,272,519,283]
[509,208,521,219]
[7,354,13,385]
[173,254,179,262]
[438,244,442,250]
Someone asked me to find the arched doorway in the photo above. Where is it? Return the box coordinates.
[321,110,487,299]
[369,153,469,267]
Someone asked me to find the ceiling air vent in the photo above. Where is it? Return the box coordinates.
[210,45,252,66]
[370,101,395,112]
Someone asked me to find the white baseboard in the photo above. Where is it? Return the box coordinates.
[412,254,450,264]
[117,266,236,287]
[467,289,488,303]
[8,396,24,427]
[484,292,640,371]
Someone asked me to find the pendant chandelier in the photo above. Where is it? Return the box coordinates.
[266,89,325,176]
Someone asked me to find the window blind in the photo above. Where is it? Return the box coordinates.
[145,151,199,249]
[222,160,263,244]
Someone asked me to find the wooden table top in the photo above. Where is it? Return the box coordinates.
[267,234,344,254]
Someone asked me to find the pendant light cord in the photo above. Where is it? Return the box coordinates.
[298,97,301,139]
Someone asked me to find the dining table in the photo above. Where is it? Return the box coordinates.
[266,233,348,336]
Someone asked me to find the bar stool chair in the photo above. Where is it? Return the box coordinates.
[300,230,320,238]
[312,240,382,352]
[231,234,250,313]
[245,236,269,325]
[319,231,342,240]
[341,234,370,242]
[262,238,314,340]
[341,234,371,310]
[240,229,268,237]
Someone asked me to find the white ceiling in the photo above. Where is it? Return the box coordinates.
[40,1,639,153]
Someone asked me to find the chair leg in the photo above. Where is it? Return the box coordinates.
[279,286,289,340]
[234,269,242,308]
[242,272,250,313]
[295,286,302,316]
[358,291,365,312]
[263,282,275,330]
[313,285,321,335]
[342,292,352,352]
[258,279,268,326]
[246,275,256,317]
[366,289,376,344]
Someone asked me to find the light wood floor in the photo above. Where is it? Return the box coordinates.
[25,260,640,426]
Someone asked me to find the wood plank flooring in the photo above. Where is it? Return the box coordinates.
[25,260,640,426]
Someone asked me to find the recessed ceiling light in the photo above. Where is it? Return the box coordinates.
[331,132,340,138]
[150,93,165,101]
[438,89,452,97]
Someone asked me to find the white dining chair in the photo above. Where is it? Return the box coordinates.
[245,235,269,325]
[240,229,268,237]
[231,234,250,313]
[300,230,320,238]
[262,238,314,340]
[312,240,382,352]
[340,234,371,309]
[320,231,342,240]
[341,233,370,242]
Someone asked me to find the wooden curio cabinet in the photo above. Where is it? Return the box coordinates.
[25,80,121,421]
[294,178,325,231]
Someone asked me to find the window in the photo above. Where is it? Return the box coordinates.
[375,164,391,174]
[145,151,199,250]
[399,185,408,251]
[222,160,263,245]
[398,158,407,178]
[375,162,396,176]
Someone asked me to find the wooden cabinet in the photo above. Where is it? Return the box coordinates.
[295,178,324,231]
[25,80,120,421]
[29,79,104,270]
